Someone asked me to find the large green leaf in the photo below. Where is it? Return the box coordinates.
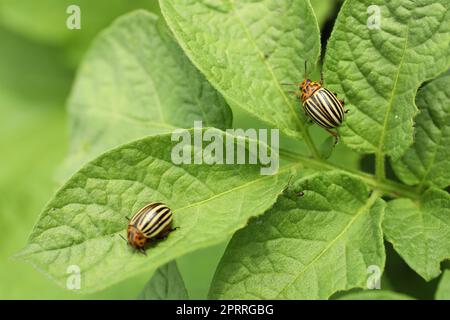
[0,25,152,300]
[16,129,292,293]
[0,0,161,65]
[324,0,450,159]
[0,0,159,45]
[383,188,450,281]
[338,290,413,300]
[311,0,337,30]
[209,172,385,299]
[60,11,231,178]
[159,0,320,146]
[435,270,450,300]
[391,71,450,189]
[138,262,188,300]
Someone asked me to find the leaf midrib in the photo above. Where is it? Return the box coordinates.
[274,190,381,298]
[227,0,305,134]
[377,22,411,159]
[20,163,299,257]
[174,164,295,212]
[160,0,320,157]
[71,107,177,130]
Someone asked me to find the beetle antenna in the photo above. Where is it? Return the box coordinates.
[119,234,127,243]
[287,174,294,186]
[304,60,307,79]
[326,129,340,145]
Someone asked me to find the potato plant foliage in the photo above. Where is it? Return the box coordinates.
[16,0,450,299]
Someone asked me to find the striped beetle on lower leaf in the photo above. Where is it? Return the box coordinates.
[122,202,177,254]
[283,61,349,144]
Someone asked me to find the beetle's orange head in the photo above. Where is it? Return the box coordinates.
[299,79,321,103]
[127,225,147,249]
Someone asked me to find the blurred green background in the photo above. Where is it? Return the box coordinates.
[0,0,440,299]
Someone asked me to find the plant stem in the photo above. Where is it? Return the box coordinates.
[375,152,385,180]
[279,148,418,199]
[301,128,321,160]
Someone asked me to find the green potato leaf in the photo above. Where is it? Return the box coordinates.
[209,172,385,299]
[16,129,292,293]
[383,188,450,281]
[138,262,188,300]
[318,136,336,160]
[61,11,231,178]
[391,71,450,189]
[311,0,337,30]
[159,0,321,150]
[338,290,413,300]
[324,0,450,159]
[435,270,450,300]
[0,0,161,65]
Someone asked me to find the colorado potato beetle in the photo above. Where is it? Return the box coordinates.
[284,61,348,143]
[124,202,176,254]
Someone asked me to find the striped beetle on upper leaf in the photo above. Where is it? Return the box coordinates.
[283,61,349,144]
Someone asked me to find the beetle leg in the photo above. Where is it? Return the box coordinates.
[119,234,127,243]
[139,248,147,256]
[154,225,177,240]
[282,175,295,194]
[339,99,345,106]
[156,232,172,241]
[304,111,314,123]
[288,90,302,99]
[325,129,339,145]
[345,109,349,113]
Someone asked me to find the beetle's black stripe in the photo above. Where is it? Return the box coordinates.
[315,90,342,126]
[139,205,168,231]
[311,93,339,126]
[322,88,344,119]
[143,211,170,234]
[323,88,344,115]
[143,210,172,237]
[131,202,161,225]
[304,99,333,129]
[303,88,345,129]
[316,90,340,123]
[136,202,164,226]
[305,96,335,129]
[321,88,344,120]
[130,202,172,236]
[145,212,173,238]
[141,207,171,233]
[305,104,333,129]
[131,210,146,226]
[127,202,174,248]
